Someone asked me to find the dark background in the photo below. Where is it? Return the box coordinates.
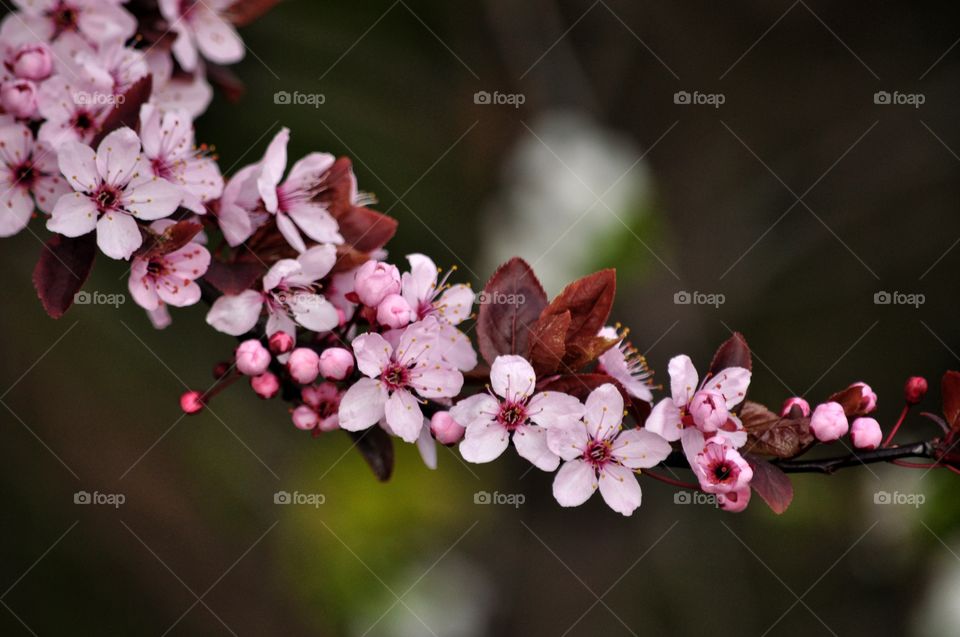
[3,1,960,635]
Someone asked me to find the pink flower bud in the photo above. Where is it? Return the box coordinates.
[180,390,204,414]
[354,260,400,306]
[904,376,928,406]
[268,331,294,355]
[717,486,751,513]
[810,401,849,442]
[689,390,728,432]
[318,347,353,380]
[12,43,53,80]
[780,396,810,418]
[250,372,280,399]
[848,382,877,414]
[376,293,412,329]
[0,79,38,118]
[850,417,883,450]
[287,347,320,384]
[292,405,319,430]
[431,411,465,445]
[235,339,271,376]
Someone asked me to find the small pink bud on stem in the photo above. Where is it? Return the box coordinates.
[180,390,204,414]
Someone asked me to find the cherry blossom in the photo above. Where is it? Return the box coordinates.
[0,123,69,236]
[693,440,753,495]
[36,75,111,147]
[128,219,210,310]
[596,326,655,402]
[139,104,223,213]
[338,316,464,443]
[548,384,672,515]
[158,0,244,72]
[453,355,583,471]
[47,127,182,259]
[205,243,340,337]
[4,0,136,47]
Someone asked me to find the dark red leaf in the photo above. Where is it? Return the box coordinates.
[91,74,152,147]
[347,427,394,481]
[226,0,281,26]
[528,310,571,375]
[825,385,872,418]
[708,332,752,376]
[476,258,548,365]
[137,221,203,259]
[741,401,814,459]
[746,455,794,514]
[942,371,960,430]
[203,260,264,295]
[32,234,97,319]
[534,269,616,367]
[316,158,357,221]
[337,206,397,253]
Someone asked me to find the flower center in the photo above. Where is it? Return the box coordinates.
[151,157,176,181]
[14,162,36,187]
[381,362,410,391]
[72,111,94,133]
[712,462,734,483]
[584,439,612,468]
[51,4,78,31]
[496,400,527,431]
[94,184,121,212]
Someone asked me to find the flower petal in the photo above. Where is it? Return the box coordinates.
[351,332,392,378]
[96,211,141,260]
[338,377,388,432]
[385,389,423,443]
[205,289,263,335]
[598,463,642,516]
[527,391,584,430]
[552,459,597,507]
[644,397,682,442]
[702,366,751,409]
[459,422,509,463]
[46,192,98,237]
[611,428,672,469]
[513,424,560,471]
[668,354,698,407]
[449,393,498,429]
[490,355,536,402]
[583,383,624,440]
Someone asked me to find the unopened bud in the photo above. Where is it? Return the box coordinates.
[268,331,294,355]
[430,411,465,445]
[287,348,320,384]
[180,390,204,414]
[780,396,811,418]
[250,372,280,399]
[319,347,354,380]
[904,376,928,406]
[235,339,271,376]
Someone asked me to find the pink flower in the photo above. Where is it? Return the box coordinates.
[850,417,882,450]
[9,42,53,80]
[4,0,136,46]
[376,293,412,329]
[354,259,401,306]
[809,401,849,442]
[596,326,655,402]
[338,317,464,443]
[717,486,751,513]
[294,383,341,433]
[693,440,753,494]
[400,253,476,371]
[318,347,353,380]
[235,339,271,376]
[36,75,110,147]
[250,371,279,399]
[158,0,244,72]
[128,219,210,310]
[430,411,465,445]
[206,243,340,337]
[1,79,38,118]
[644,354,751,446]
[453,355,583,471]
[848,382,877,414]
[47,127,183,259]
[287,348,320,385]
[780,396,810,417]
[139,104,223,214]
[0,123,69,237]
[548,384,672,516]
[73,38,148,97]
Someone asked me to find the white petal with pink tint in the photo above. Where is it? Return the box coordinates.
[0,188,34,237]
[289,294,338,333]
[583,383,623,440]
[450,393,498,429]
[205,289,263,335]
[434,322,477,371]
[285,152,335,191]
[286,204,342,244]
[552,459,598,507]
[459,422,509,463]
[57,141,99,192]
[490,355,536,401]
[410,363,463,399]
[192,3,244,65]
[702,366,751,409]
[598,463,642,515]
[124,176,182,220]
[417,422,437,470]
[436,283,474,325]
[513,424,559,471]
[257,128,288,212]
[96,211,141,259]
[339,377,388,431]
[527,391,584,430]
[669,354,698,407]
[644,397,682,442]
[352,332,392,378]
[47,192,97,236]
[546,420,590,461]
[611,428,672,469]
[385,389,423,443]
[96,128,140,185]
[275,212,306,253]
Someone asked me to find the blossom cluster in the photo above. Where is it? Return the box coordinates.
[6,0,958,518]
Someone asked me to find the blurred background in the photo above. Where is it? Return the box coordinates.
[3,1,960,635]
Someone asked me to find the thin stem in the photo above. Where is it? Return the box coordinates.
[644,469,701,490]
[882,404,911,447]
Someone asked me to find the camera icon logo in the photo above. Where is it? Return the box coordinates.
[274,91,292,105]
[673,91,691,105]
[74,490,91,504]
[474,90,491,105]
[673,491,692,504]
[874,291,891,305]
[274,490,292,504]
[74,291,91,305]
[474,490,492,504]
[874,91,891,105]
[874,490,891,504]
[674,290,692,305]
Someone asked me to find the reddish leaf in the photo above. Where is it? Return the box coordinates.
[528,310,571,375]
[203,260,263,295]
[337,206,397,253]
[942,371,960,430]
[347,427,394,481]
[332,244,371,274]
[91,74,152,146]
[563,334,619,371]
[32,234,97,319]
[476,258,548,365]
[826,385,873,418]
[137,221,203,259]
[741,401,814,459]
[534,269,616,367]
[708,332,752,376]
[226,0,282,26]
[316,158,358,221]
[746,455,794,514]
[538,373,652,423]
